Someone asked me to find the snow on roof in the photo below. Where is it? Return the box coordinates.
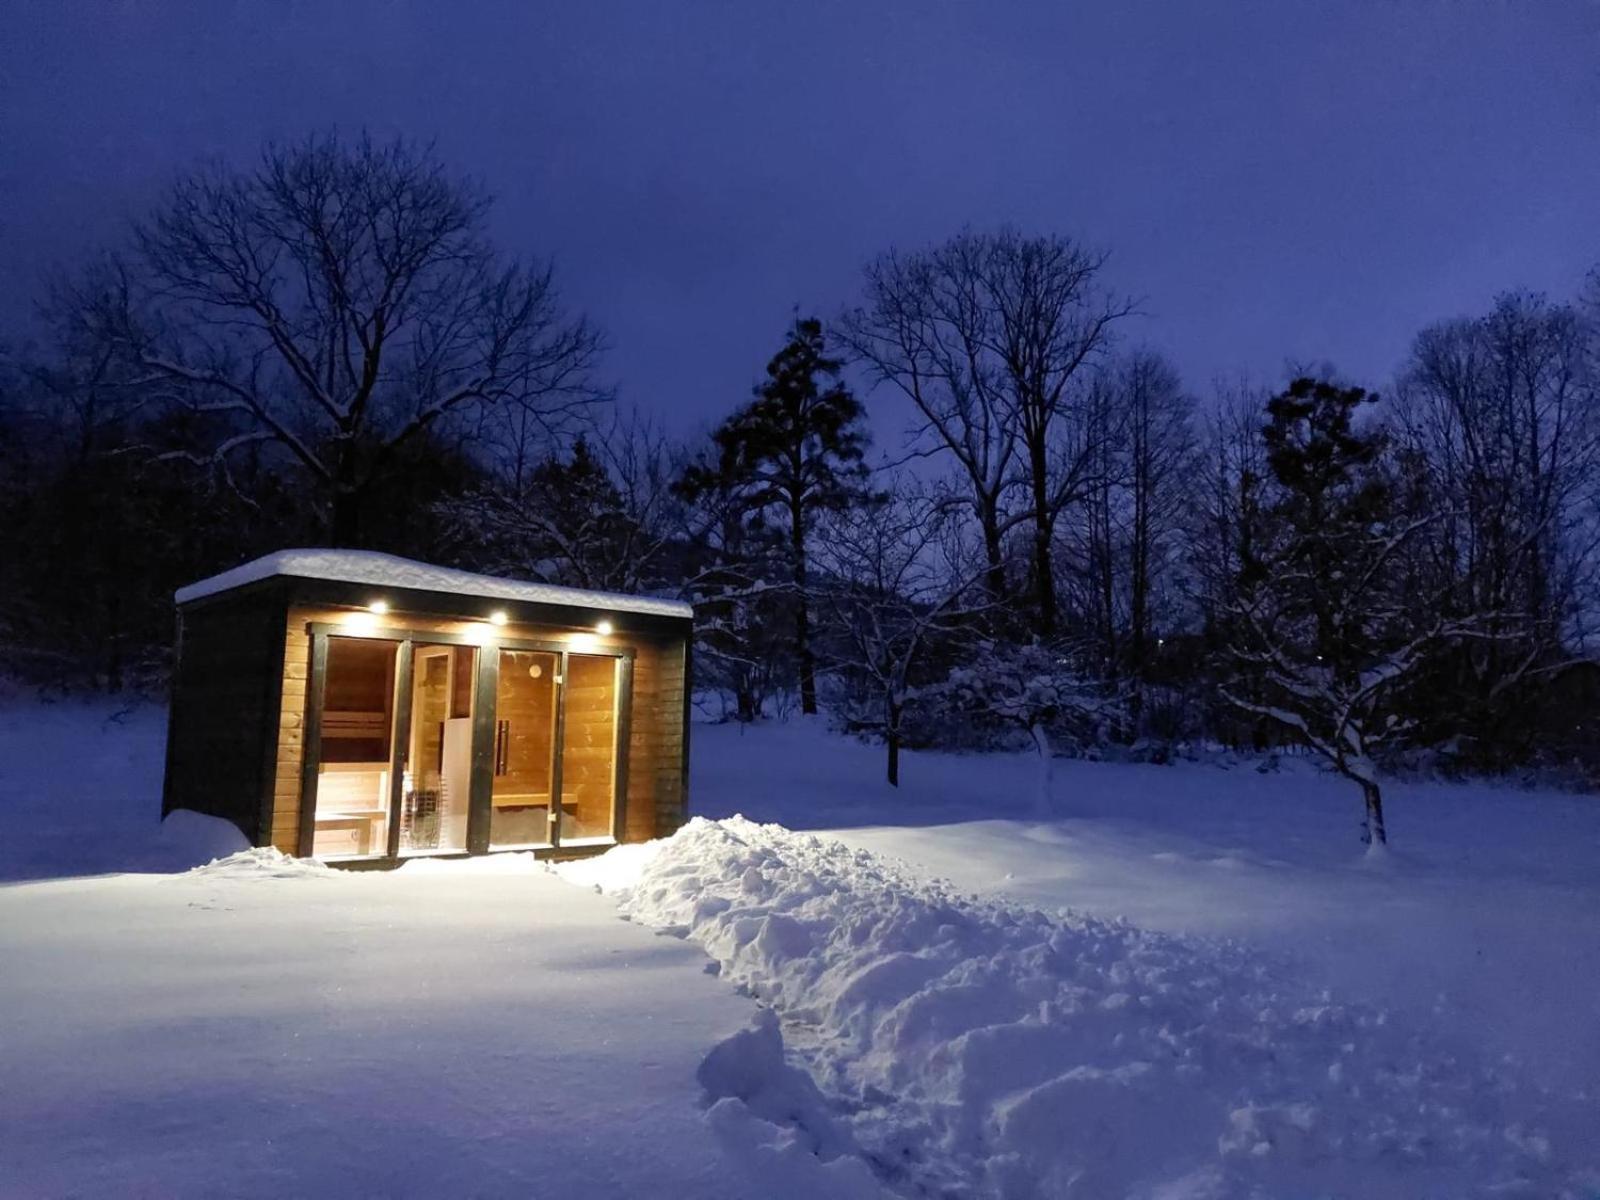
[174,549,694,619]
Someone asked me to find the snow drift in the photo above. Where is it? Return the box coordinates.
[570,816,1596,1199]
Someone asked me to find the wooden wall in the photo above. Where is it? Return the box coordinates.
[163,588,285,844]
[269,604,689,854]
[625,638,688,843]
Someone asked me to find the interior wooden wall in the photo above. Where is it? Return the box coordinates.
[271,605,688,854]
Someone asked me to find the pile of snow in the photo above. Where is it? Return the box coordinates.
[156,809,250,863]
[570,817,1596,1199]
[181,846,335,880]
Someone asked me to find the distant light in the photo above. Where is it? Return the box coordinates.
[595,619,614,636]
[368,599,390,615]
[489,610,509,626]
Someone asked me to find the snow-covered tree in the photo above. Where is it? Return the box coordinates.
[817,487,981,785]
[440,414,684,595]
[941,640,1120,815]
[1220,377,1489,848]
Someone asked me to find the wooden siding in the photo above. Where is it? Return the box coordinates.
[163,588,286,843]
[626,637,688,843]
[269,604,688,854]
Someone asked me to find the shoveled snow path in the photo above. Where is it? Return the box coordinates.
[565,816,1598,1199]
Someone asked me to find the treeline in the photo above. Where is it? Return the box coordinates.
[4,133,1599,841]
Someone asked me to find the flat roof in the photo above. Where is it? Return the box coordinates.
[175,549,695,619]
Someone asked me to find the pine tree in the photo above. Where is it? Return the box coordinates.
[679,317,874,715]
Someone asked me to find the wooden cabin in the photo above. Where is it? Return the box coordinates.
[162,550,693,865]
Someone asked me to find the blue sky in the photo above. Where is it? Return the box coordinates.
[4,1,1597,439]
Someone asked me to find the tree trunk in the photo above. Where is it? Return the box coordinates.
[886,697,901,788]
[1030,721,1054,816]
[791,500,818,715]
[330,485,362,548]
[736,682,757,723]
[1029,435,1057,638]
[980,502,1007,608]
[1360,779,1388,847]
[330,436,363,547]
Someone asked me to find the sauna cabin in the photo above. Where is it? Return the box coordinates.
[162,550,693,865]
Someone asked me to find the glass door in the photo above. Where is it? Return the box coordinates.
[311,636,399,861]
[559,653,622,844]
[489,649,560,849]
[400,644,476,855]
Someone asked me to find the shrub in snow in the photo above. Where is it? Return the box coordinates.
[937,641,1121,814]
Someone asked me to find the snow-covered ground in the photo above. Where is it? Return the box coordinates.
[1,701,1596,1196]
[693,721,1600,1101]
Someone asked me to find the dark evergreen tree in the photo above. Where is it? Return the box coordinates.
[679,317,874,715]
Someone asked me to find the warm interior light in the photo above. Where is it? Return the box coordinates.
[595,619,614,636]
[340,611,379,634]
[368,599,390,614]
[489,610,509,626]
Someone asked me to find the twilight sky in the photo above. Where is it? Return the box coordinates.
[4,1,1598,437]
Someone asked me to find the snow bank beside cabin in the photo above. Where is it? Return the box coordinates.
[566,817,1596,1199]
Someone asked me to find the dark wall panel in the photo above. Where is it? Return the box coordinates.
[162,588,286,844]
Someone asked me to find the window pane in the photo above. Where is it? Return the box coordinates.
[401,644,474,854]
[314,637,396,859]
[490,649,558,847]
[560,654,618,842]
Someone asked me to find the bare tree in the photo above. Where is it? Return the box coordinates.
[1118,351,1198,686]
[69,132,607,544]
[440,409,686,595]
[817,485,981,786]
[1393,292,1599,762]
[839,228,1132,636]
